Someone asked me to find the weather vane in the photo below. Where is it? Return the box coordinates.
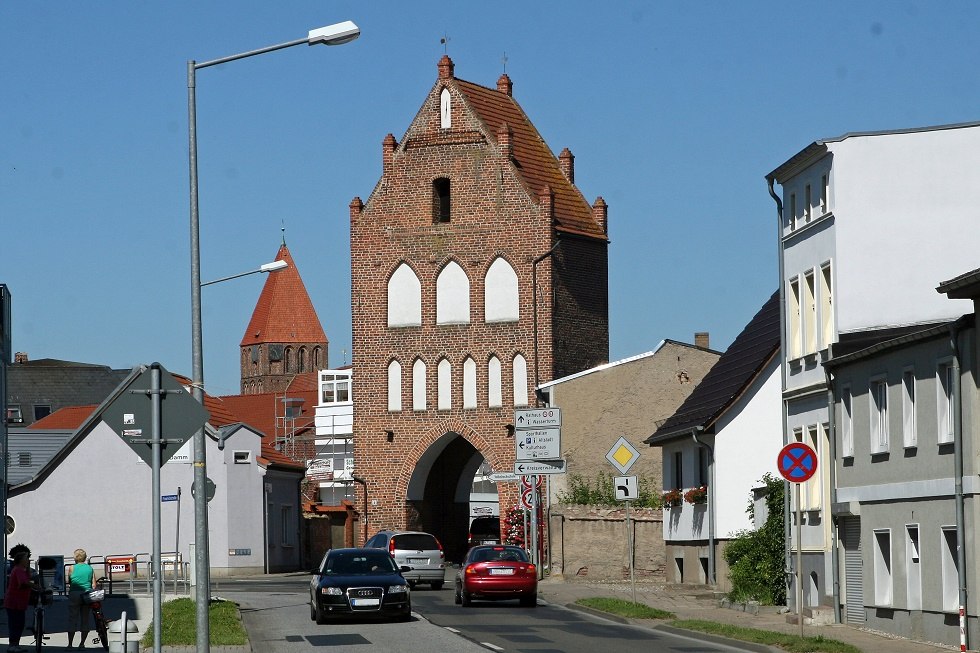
[440,33,451,54]
[281,220,286,246]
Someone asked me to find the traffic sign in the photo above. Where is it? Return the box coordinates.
[615,476,638,501]
[191,477,216,503]
[101,364,210,466]
[519,488,533,510]
[514,459,566,475]
[515,427,561,461]
[514,408,561,429]
[777,442,818,483]
[606,436,640,475]
[521,475,543,490]
[161,494,179,502]
[489,472,520,483]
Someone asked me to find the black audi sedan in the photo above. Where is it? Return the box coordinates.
[309,547,412,623]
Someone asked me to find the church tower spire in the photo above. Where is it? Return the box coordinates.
[239,244,328,394]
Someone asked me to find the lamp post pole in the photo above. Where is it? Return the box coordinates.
[187,22,359,653]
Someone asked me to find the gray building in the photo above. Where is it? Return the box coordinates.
[6,355,129,426]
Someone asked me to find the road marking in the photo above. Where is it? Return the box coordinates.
[481,644,504,651]
[445,627,460,634]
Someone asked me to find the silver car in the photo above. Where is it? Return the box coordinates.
[365,530,446,589]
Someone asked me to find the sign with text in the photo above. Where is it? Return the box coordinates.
[514,459,567,476]
[514,408,561,429]
[515,427,561,461]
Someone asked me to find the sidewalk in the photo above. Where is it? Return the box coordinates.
[537,576,957,653]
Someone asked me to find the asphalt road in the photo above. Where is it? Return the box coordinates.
[214,574,757,653]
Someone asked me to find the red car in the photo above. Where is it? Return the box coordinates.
[454,545,537,607]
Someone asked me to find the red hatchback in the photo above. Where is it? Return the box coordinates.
[454,545,537,607]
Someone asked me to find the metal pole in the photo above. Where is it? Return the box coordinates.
[0,285,10,598]
[796,482,803,640]
[187,59,211,653]
[175,487,181,596]
[530,476,539,570]
[627,500,635,604]
[150,364,163,653]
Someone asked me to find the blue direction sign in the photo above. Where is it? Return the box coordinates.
[777,442,817,483]
[161,495,179,502]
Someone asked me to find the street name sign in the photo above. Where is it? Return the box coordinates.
[514,459,567,475]
[515,427,561,460]
[489,472,520,483]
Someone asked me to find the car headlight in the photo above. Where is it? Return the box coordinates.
[387,584,409,594]
[320,586,343,596]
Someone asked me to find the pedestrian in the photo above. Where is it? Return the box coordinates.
[5,551,38,652]
[66,548,94,649]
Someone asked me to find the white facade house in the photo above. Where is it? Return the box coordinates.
[313,368,355,506]
[766,121,980,611]
[646,292,781,592]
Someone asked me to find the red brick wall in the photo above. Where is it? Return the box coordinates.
[349,65,608,543]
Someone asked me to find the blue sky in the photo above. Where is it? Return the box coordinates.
[3,1,980,397]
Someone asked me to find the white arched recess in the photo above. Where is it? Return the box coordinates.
[387,360,402,411]
[388,264,422,327]
[463,357,477,409]
[436,261,470,324]
[484,257,519,322]
[513,354,529,406]
[413,359,427,410]
[488,356,502,408]
[438,359,452,410]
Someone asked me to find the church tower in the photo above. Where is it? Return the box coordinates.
[240,243,328,394]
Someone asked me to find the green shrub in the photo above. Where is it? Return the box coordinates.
[723,473,786,605]
[556,473,661,508]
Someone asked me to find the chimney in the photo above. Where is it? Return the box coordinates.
[382,133,397,175]
[558,148,574,183]
[592,197,607,234]
[349,197,364,221]
[14,352,27,364]
[497,122,513,159]
[695,332,710,349]
[539,185,554,222]
[438,55,455,80]
[496,73,513,96]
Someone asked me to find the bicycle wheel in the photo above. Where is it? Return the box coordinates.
[33,609,43,653]
[94,610,109,651]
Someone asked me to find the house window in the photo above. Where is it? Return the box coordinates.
[412,359,427,411]
[33,405,51,421]
[873,529,892,606]
[463,357,477,409]
[841,386,853,457]
[803,270,816,354]
[821,174,829,214]
[942,526,958,611]
[938,360,955,444]
[436,261,470,325]
[487,356,502,408]
[234,451,251,464]
[280,505,292,547]
[788,277,802,359]
[698,447,708,487]
[805,425,821,509]
[433,177,451,223]
[387,360,402,412]
[388,263,422,327]
[902,369,916,448]
[512,354,528,407]
[6,405,23,424]
[871,378,889,453]
[804,184,812,222]
[437,359,452,410]
[672,451,683,489]
[789,193,797,230]
[906,525,922,610]
[820,263,833,348]
[321,373,351,404]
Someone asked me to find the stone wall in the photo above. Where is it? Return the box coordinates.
[549,504,665,581]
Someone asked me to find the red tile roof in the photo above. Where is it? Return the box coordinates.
[240,244,327,347]
[28,405,96,430]
[216,390,317,440]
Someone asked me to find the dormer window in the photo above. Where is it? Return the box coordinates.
[440,88,451,128]
[434,178,451,223]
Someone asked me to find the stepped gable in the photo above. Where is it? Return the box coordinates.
[240,244,327,347]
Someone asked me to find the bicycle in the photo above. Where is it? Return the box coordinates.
[30,557,56,653]
[83,577,111,651]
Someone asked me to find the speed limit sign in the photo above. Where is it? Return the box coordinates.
[520,488,533,509]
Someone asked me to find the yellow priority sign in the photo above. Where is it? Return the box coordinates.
[606,436,640,475]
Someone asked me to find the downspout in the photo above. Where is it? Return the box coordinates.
[352,476,368,545]
[825,364,842,624]
[767,176,793,607]
[692,427,715,585]
[950,322,968,650]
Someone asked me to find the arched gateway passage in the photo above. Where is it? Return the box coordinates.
[405,432,499,562]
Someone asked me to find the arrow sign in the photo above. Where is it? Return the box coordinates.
[514,459,566,476]
[614,476,638,501]
[514,408,561,429]
[515,427,561,461]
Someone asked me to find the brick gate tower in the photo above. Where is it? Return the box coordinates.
[350,56,609,559]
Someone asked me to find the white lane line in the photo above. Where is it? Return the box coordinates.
[481,643,504,651]
[445,627,461,634]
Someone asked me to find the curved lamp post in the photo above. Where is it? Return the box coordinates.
[187,20,359,653]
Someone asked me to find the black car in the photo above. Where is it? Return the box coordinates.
[309,548,412,623]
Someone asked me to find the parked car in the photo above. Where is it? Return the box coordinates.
[467,516,501,548]
[454,544,537,607]
[309,547,412,623]
[364,530,446,589]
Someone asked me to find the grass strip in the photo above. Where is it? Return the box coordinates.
[575,597,675,620]
[140,598,249,647]
[669,619,861,653]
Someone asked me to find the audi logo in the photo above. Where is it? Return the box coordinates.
[356,590,372,597]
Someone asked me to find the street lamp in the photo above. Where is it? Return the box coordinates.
[187,20,359,653]
[201,259,288,287]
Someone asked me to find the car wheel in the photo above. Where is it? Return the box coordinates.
[408,580,417,589]
[520,594,537,608]
[309,598,317,621]
[431,581,444,590]
[454,584,462,605]
[314,600,328,625]
[461,590,472,607]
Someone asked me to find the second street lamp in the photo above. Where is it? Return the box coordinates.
[187,20,359,653]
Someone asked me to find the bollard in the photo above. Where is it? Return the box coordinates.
[108,610,140,653]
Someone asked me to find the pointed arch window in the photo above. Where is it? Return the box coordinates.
[437,261,470,324]
[298,347,307,373]
[412,359,427,411]
[433,178,451,223]
[440,87,452,128]
[312,347,322,370]
[513,354,528,407]
[388,360,402,412]
[438,358,452,410]
[284,347,293,373]
[388,263,422,327]
[484,257,519,322]
[488,355,502,408]
[463,357,477,409]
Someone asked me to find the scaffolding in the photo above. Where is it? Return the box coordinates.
[311,370,355,506]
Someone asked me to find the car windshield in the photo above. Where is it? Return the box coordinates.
[469,547,528,563]
[322,552,399,575]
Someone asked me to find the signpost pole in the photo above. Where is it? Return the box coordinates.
[530,476,539,570]
[627,500,635,604]
[175,486,182,597]
[796,482,803,640]
[149,364,163,653]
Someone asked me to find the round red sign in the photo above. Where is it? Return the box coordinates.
[777,442,818,483]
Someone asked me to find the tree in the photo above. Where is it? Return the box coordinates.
[723,473,786,605]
